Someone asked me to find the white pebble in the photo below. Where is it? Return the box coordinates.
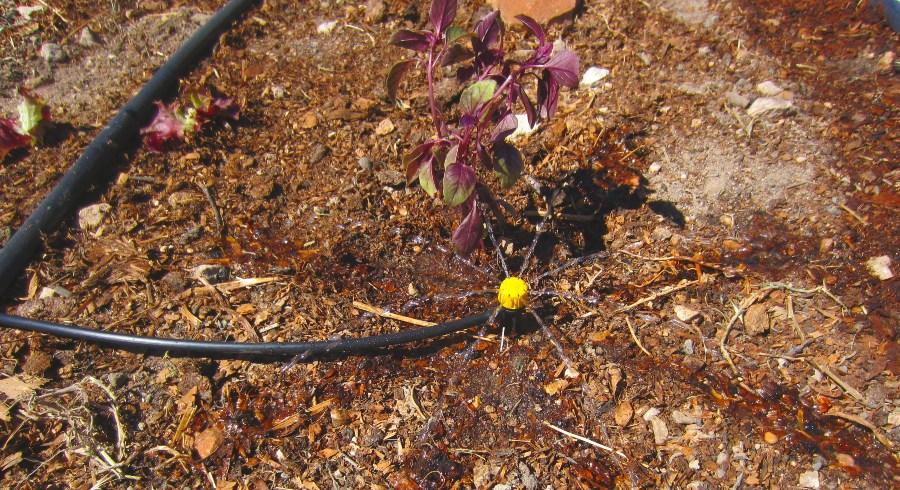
[580,66,610,88]
[317,20,338,34]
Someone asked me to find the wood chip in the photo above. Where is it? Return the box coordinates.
[614,401,634,427]
[194,426,224,460]
[744,303,770,335]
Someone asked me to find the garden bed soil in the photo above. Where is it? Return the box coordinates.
[0,0,897,488]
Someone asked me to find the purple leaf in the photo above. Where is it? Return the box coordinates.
[386,59,416,101]
[515,15,545,45]
[140,101,185,153]
[492,141,523,188]
[537,71,560,120]
[445,25,467,44]
[545,49,580,88]
[195,95,239,123]
[403,141,435,183]
[475,11,503,47]
[459,79,497,113]
[490,112,518,141]
[442,162,476,207]
[441,44,473,66]
[519,89,537,128]
[418,155,439,197]
[0,117,31,161]
[430,0,457,34]
[390,29,430,52]
[452,199,482,254]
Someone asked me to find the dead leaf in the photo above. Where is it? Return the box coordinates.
[614,401,634,427]
[0,375,46,401]
[0,402,9,422]
[176,386,198,414]
[744,304,770,335]
[608,366,623,395]
[194,426,224,460]
[543,378,569,395]
[318,447,339,458]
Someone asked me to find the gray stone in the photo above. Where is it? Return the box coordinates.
[78,203,111,230]
[746,97,793,117]
[725,91,750,108]
[39,43,67,63]
[78,27,99,47]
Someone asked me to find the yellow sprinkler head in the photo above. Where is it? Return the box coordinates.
[497,276,529,311]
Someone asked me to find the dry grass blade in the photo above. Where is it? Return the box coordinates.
[615,279,699,314]
[352,301,437,327]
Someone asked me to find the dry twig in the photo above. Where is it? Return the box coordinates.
[543,421,627,459]
[625,317,651,356]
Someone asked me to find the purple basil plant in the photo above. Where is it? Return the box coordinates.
[387,0,579,254]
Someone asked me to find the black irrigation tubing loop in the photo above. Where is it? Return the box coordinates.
[0,0,494,359]
[0,310,495,359]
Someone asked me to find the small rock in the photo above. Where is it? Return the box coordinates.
[490,0,577,23]
[271,85,285,99]
[744,304,770,335]
[642,406,661,422]
[192,264,230,284]
[697,45,711,56]
[365,0,386,23]
[866,256,894,280]
[651,226,672,242]
[167,190,197,207]
[508,114,538,140]
[725,91,750,108]
[798,470,820,489]
[649,416,669,445]
[819,237,834,254]
[638,52,654,66]
[357,157,373,172]
[160,271,188,292]
[78,27,99,47]
[248,174,275,199]
[755,80,783,96]
[38,285,72,299]
[682,339,694,355]
[77,203,111,230]
[375,117,395,136]
[16,5,45,19]
[299,112,317,129]
[648,161,662,174]
[375,169,405,186]
[746,97,794,117]
[677,82,707,95]
[309,144,328,164]
[316,20,338,34]
[671,409,701,425]
[580,66,610,88]
[39,43,67,64]
[674,305,700,322]
[877,51,895,73]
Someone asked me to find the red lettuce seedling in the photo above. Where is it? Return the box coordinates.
[140,92,239,152]
[388,0,579,254]
[1,88,51,162]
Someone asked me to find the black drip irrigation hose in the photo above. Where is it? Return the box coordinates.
[0,310,494,359]
[0,0,493,359]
